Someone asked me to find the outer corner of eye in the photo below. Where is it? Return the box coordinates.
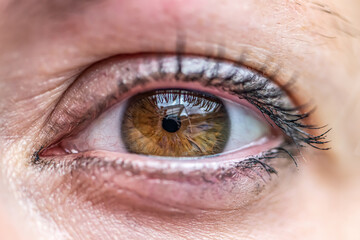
[37,54,315,211]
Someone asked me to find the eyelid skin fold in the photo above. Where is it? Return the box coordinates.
[37,54,285,147]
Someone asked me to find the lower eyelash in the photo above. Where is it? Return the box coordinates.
[239,144,298,177]
[32,143,297,182]
[32,121,298,180]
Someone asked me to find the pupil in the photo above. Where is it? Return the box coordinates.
[162,115,181,133]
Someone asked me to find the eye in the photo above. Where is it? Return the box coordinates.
[57,88,274,157]
[36,54,328,211]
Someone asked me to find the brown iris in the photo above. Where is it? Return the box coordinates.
[121,89,230,157]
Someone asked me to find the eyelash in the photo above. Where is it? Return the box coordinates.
[33,53,330,177]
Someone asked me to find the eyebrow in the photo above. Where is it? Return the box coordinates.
[45,0,102,14]
[7,0,358,38]
[2,0,346,19]
[4,0,359,50]
[6,0,102,18]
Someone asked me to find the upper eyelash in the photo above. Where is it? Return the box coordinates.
[240,84,330,150]
[157,54,330,151]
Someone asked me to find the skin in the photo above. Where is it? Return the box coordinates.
[0,0,359,239]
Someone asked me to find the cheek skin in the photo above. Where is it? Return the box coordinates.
[11,151,348,240]
[0,143,354,240]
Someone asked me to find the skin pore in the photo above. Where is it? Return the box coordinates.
[0,0,359,239]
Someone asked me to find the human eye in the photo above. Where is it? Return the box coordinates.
[34,54,329,212]
[56,87,273,157]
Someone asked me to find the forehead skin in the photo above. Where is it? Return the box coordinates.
[0,0,359,239]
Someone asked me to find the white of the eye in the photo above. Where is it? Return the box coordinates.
[62,102,127,153]
[223,99,270,153]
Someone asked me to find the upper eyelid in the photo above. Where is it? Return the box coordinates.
[2,1,354,115]
[36,54,285,140]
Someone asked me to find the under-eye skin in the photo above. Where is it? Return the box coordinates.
[34,54,329,212]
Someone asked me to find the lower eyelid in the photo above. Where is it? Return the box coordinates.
[40,146,291,212]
